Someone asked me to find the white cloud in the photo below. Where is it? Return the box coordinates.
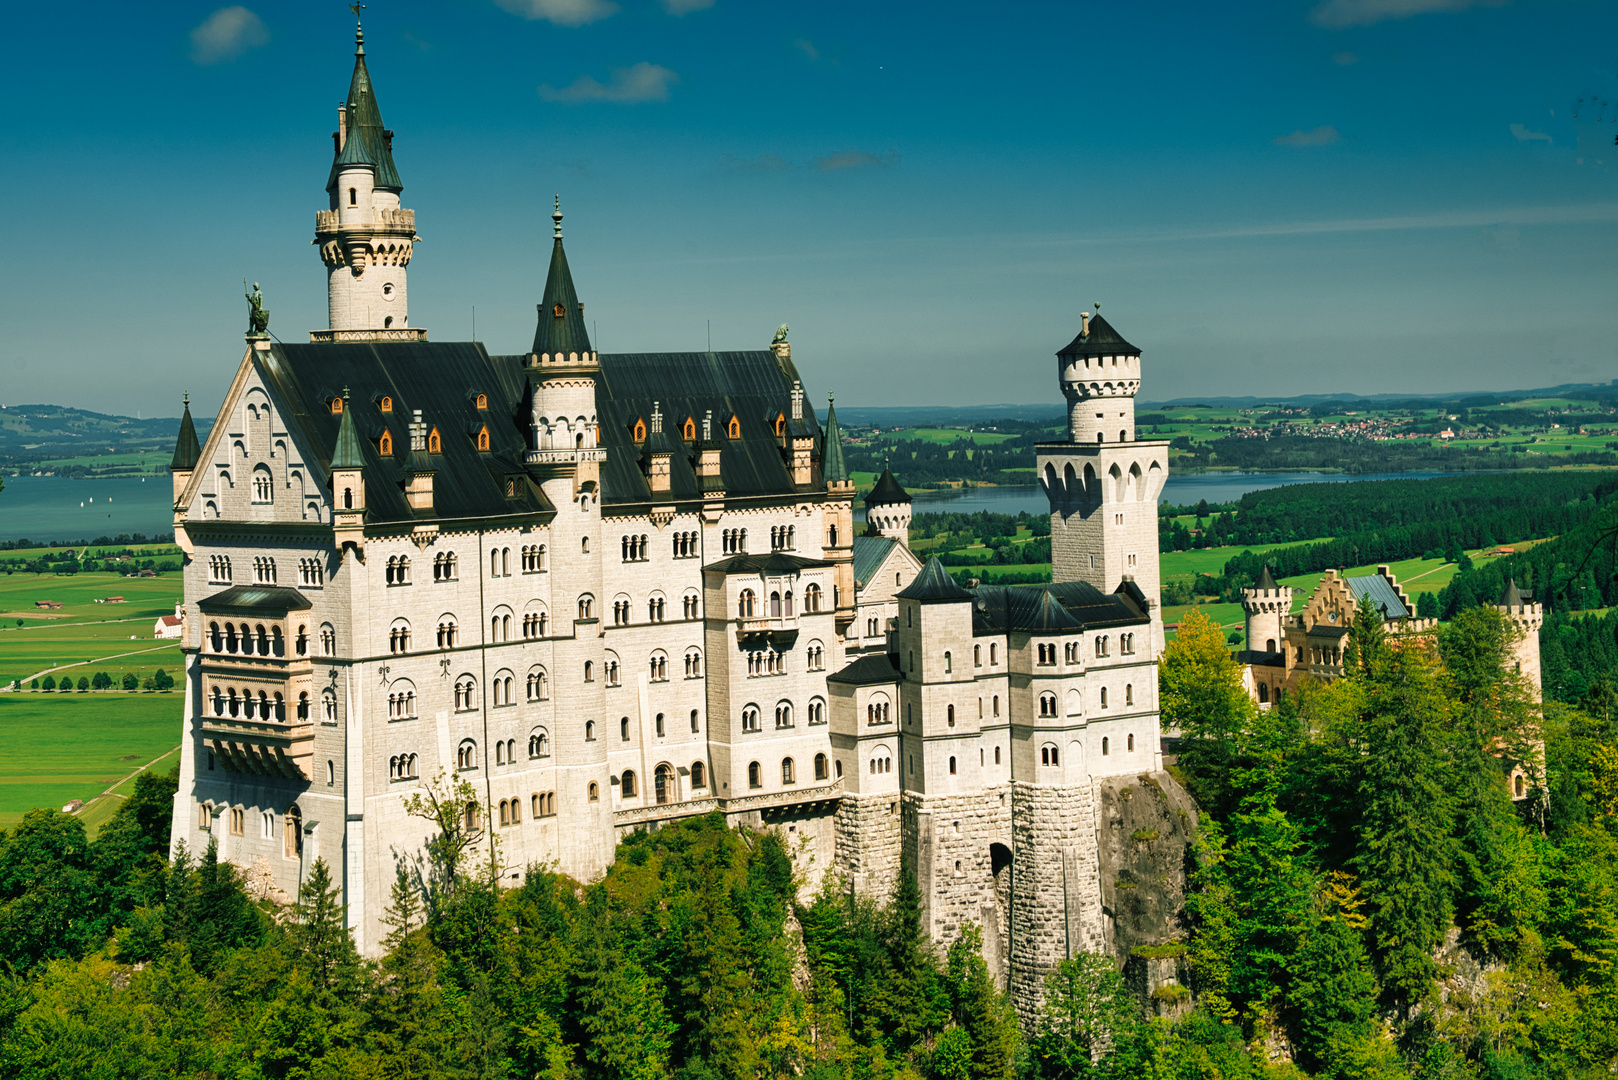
[1274,125,1340,148]
[540,63,679,104]
[189,6,268,66]
[494,0,618,28]
[1510,123,1551,144]
[1310,0,1508,28]
[662,0,714,13]
[815,150,899,171]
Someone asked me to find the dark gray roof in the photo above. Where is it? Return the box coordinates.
[1056,312,1139,359]
[896,557,973,601]
[1237,648,1286,668]
[828,652,901,686]
[972,579,1146,634]
[198,585,313,613]
[852,535,897,589]
[588,350,823,507]
[865,466,911,506]
[703,551,831,576]
[330,390,366,470]
[822,396,849,483]
[171,396,201,472]
[1499,578,1528,607]
[328,31,402,192]
[1308,624,1351,639]
[1255,565,1278,591]
[530,221,592,357]
[1346,573,1408,620]
[255,341,551,525]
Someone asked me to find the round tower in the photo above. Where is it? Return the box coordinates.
[864,466,912,546]
[1496,578,1544,701]
[1241,565,1291,654]
[315,21,421,337]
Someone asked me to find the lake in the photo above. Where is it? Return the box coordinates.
[0,475,175,543]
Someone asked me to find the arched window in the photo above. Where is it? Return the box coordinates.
[944,650,952,673]
[588,782,599,802]
[620,770,638,798]
[1258,682,1269,704]
[814,753,828,781]
[655,764,675,805]
[348,186,357,206]
[1125,684,1134,706]
[748,761,762,789]
[578,595,594,620]
[1102,737,1110,756]
[1100,687,1109,709]
[949,756,957,775]
[1128,733,1136,752]
[621,716,631,741]
[947,704,955,727]
[691,709,701,733]
[457,739,477,770]
[691,760,707,788]
[805,583,822,613]
[1040,744,1059,767]
[529,728,550,757]
[585,720,595,741]
[1039,693,1056,717]
[738,589,757,619]
[782,758,796,785]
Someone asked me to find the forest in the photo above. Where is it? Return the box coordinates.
[0,604,1611,1077]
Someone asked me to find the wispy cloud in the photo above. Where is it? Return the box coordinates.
[1510,123,1552,144]
[494,0,618,28]
[189,6,268,66]
[1310,0,1508,29]
[540,63,678,104]
[1274,125,1340,148]
[1173,203,1618,242]
[815,150,899,171]
[1332,51,1358,66]
[662,0,714,13]
[794,37,820,61]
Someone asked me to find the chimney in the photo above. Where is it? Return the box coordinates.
[337,103,347,150]
[647,401,671,494]
[791,380,804,422]
[1080,311,1090,336]
[404,409,435,511]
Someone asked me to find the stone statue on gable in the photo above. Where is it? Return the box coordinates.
[245,280,270,335]
[773,323,789,345]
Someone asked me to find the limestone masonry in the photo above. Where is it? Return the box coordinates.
[166,24,1183,1016]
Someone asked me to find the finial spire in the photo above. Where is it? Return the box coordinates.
[553,193,563,239]
[183,391,189,406]
[350,2,366,53]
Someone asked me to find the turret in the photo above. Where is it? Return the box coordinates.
[864,466,912,546]
[1241,565,1292,655]
[1056,304,1142,445]
[313,18,422,341]
[1496,578,1544,701]
[170,392,202,506]
[526,196,601,498]
[330,388,367,552]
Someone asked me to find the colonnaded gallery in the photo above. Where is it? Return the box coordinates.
[168,24,1177,1011]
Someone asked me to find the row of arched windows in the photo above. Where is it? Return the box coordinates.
[389,753,419,780]
[737,585,820,618]
[770,525,796,550]
[209,685,285,722]
[432,552,459,581]
[253,556,276,584]
[743,754,830,790]
[722,528,748,554]
[207,620,286,658]
[385,555,411,585]
[521,544,547,572]
[672,531,699,558]
[621,534,650,561]
[209,554,232,583]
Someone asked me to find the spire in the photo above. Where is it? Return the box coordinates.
[1498,577,1526,607]
[1255,565,1278,591]
[328,22,402,192]
[170,392,201,472]
[331,388,366,469]
[531,194,593,357]
[822,393,849,484]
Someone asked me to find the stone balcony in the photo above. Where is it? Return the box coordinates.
[737,614,800,645]
[202,715,315,782]
[314,207,416,235]
[611,777,843,828]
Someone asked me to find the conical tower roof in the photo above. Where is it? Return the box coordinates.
[1498,578,1526,607]
[1057,310,1139,359]
[331,389,366,470]
[896,556,972,601]
[170,394,201,472]
[531,197,593,357]
[822,394,849,484]
[328,23,402,192]
[864,465,911,506]
[1255,565,1278,591]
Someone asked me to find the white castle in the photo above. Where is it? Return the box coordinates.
[167,24,1179,1013]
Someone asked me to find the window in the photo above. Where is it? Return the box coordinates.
[691,709,701,733]
[578,595,594,620]
[589,783,599,802]
[692,760,707,788]
[782,758,796,785]
[808,698,826,725]
[654,763,675,805]
[434,551,459,581]
[1095,635,1109,658]
[1121,633,1135,656]
[993,695,1000,717]
[621,534,649,562]
[389,621,412,654]
[229,807,244,835]
[532,792,556,818]
[322,689,337,723]
[428,428,441,454]
[685,649,703,678]
[806,642,824,670]
[621,717,631,741]
[208,555,232,583]
[613,599,629,626]
[814,753,829,781]
[389,754,419,781]
[683,592,700,619]
[526,668,549,701]
[742,706,761,732]
[727,415,741,439]
[994,746,1001,765]
[585,720,596,741]
[584,661,594,682]
[748,761,762,789]
[1128,733,1136,752]
[1041,744,1059,767]
[299,558,324,587]
[673,531,699,558]
[1125,684,1134,706]
[944,650,952,673]
[284,805,303,859]
[805,583,822,612]
[387,686,416,719]
[1102,737,1110,756]
[775,702,793,729]
[869,751,892,774]
[320,625,336,656]
[866,696,891,725]
[349,186,357,206]
[990,643,998,665]
[649,653,668,681]
[522,544,547,572]
[1039,693,1057,717]
[1100,687,1109,709]
[621,770,638,798]
[253,556,277,584]
[947,704,955,727]
[456,740,477,769]
[738,589,757,619]
[252,469,273,503]
[949,756,957,775]
[454,677,476,711]
[648,596,666,622]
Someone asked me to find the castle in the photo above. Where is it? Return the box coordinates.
[167,24,1182,1013]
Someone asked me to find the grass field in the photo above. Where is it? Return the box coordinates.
[0,571,184,687]
[0,693,181,831]
[889,427,1022,445]
[0,542,181,563]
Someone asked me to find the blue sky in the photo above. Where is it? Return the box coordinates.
[0,0,1614,418]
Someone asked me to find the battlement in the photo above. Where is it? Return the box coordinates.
[528,350,601,373]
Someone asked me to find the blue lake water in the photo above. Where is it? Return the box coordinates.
[0,475,175,543]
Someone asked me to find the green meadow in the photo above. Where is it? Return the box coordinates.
[0,693,180,832]
[0,570,184,687]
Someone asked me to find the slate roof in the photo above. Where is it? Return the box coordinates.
[253,341,551,525]
[703,551,831,576]
[585,349,823,507]
[1237,648,1286,668]
[171,396,201,472]
[972,579,1146,634]
[865,466,911,506]
[198,585,314,613]
[822,396,849,483]
[1056,312,1140,359]
[330,390,366,469]
[329,29,402,192]
[1346,573,1408,620]
[827,652,902,686]
[896,557,973,601]
[852,536,897,589]
[1255,565,1278,591]
[1499,578,1528,606]
[531,209,592,357]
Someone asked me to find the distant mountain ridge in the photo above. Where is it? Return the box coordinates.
[0,404,214,477]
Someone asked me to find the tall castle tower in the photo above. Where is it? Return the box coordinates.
[1496,578,1544,701]
[1036,306,1170,645]
[865,466,913,546]
[525,198,614,875]
[314,20,421,339]
[1241,566,1292,655]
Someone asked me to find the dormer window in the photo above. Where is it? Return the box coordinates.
[475,426,490,452]
[379,431,393,455]
[428,427,442,454]
[727,415,741,440]
[774,413,785,437]
[632,419,647,443]
[379,396,392,413]
[683,417,696,441]
[552,303,565,319]
[475,393,488,410]
[330,397,343,415]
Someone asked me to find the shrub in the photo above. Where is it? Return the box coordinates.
[1131,943,1189,959]
[1151,983,1190,1002]
[1131,829,1160,843]
[29,679,39,690]
[41,675,55,691]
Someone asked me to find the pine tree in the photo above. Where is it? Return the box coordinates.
[942,923,1018,1079]
[290,857,363,997]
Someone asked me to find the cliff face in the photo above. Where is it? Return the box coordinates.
[1093,771,1199,1014]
